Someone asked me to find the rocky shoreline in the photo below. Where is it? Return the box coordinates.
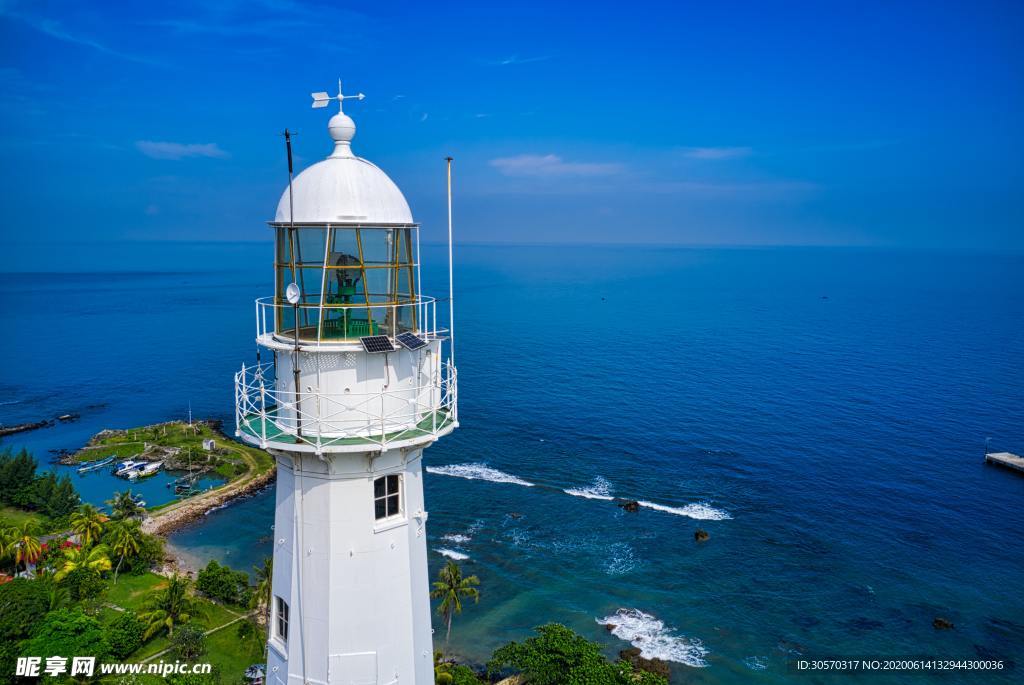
[142,466,276,537]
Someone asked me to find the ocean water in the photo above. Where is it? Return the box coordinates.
[2,242,1022,684]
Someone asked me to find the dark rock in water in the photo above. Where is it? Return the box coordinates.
[604,623,616,632]
[618,500,640,513]
[694,529,710,542]
[843,617,884,632]
[933,617,954,630]
[0,419,54,437]
[508,512,523,519]
[619,648,670,679]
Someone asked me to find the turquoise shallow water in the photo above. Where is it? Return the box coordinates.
[2,242,1022,683]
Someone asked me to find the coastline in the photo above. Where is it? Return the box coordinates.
[143,462,275,537]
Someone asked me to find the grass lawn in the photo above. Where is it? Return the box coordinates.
[0,504,48,529]
[104,572,167,611]
[205,619,266,681]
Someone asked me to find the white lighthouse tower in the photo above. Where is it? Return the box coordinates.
[234,82,458,685]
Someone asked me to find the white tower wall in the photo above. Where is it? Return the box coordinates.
[267,448,434,685]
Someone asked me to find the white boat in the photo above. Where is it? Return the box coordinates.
[130,461,164,480]
[114,459,143,476]
[78,456,115,473]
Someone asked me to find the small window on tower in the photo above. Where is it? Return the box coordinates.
[373,474,401,520]
[275,596,289,642]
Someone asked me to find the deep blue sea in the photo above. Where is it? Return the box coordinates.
[2,242,1022,684]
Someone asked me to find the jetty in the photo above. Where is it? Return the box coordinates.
[985,452,1024,475]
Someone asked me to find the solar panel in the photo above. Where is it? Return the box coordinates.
[360,335,395,354]
[396,332,428,351]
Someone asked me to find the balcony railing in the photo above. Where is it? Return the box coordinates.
[254,296,444,344]
[233,361,457,453]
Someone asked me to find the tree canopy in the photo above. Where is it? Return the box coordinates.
[487,623,669,685]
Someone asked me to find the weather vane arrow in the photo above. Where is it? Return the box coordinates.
[311,78,365,112]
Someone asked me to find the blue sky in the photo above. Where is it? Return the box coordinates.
[0,0,1021,248]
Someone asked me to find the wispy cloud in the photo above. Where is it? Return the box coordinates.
[681,147,753,160]
[135,141,229,160]
[2,7,157,65]
[146,18,313,37]
[488,54,550,66]
[490,154,623,177]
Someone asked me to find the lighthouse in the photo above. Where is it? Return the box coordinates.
[234,82,458,685]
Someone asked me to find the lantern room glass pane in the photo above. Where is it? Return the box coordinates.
[274,226,419,342]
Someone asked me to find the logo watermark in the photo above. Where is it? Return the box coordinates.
[16,656,213,678]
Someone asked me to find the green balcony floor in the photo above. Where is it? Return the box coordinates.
[238,407,453,448]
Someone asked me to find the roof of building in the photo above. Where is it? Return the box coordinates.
[273,108,413,225]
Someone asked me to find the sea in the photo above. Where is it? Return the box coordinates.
[1,241,1022,684]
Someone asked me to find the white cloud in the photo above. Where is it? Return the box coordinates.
[681,147,753,160]
[490,154,623,177]
[135,141,230,160]
[489,54,550,66]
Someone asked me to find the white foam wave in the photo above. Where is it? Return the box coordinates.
[744,656,768,671]
[434,548,470,561]
[564,476,614,500]
[603,542,638,576]
[637,500,731,520]
[441,533,471,544]
[598,608,708,667]
[426,463,534,487]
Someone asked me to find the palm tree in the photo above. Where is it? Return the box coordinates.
[108,520,142,584]
[139,574,204,639]
[429,560,480,643]
[249,557,273,625]
[69,504,105,547]
[54,544,112,581]
[10,522,42,573]
[106,490,144,520]
[0,527,16,573]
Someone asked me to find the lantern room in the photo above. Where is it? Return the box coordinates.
[267,101,425,343]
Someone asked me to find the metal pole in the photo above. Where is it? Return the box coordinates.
[446,157,455,366]
[285,129,303,438]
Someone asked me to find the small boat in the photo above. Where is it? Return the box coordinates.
[130,461,164,480]
[114,459,143,476]
[78,456,114,473]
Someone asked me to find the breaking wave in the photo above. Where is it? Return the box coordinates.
[441,533,471,544]
[637,500,731,520]
[428,465,730,520]
[598,608,708,667]
[434,548,470,561]
[564,476,614,501]
[426,463,535,487]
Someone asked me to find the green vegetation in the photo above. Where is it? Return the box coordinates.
[139,574,205,639]
[73,421,275,477]
[21,608,112,664]
[196,559,251,606]
[486,623,669,685]
[170,624,206,660]
[0,449,79,525]
[108,611,145,659]
[430,559,480,644]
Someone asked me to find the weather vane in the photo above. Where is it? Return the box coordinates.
[311,78,365,112]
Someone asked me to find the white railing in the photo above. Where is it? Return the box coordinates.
[255,296,445,344]
[233,361,457,453]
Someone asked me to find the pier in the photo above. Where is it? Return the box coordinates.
[985,452,1024,475]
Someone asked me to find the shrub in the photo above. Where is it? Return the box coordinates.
[0,578,51,685]
[171,624,206,660]
[108,611,146,659]
[487,623,668,685]
[196,560,250,605]
[21,609,111,663]
[62,567,107,601]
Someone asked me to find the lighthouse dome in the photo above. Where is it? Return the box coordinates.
[274,111,413,224]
